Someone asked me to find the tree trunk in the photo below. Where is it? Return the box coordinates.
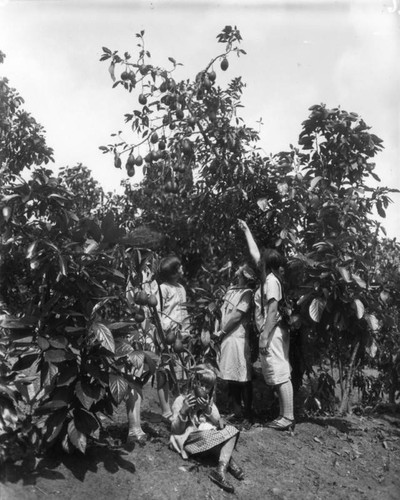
[339,340,360,415]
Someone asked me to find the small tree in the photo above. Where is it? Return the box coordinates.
[0,51,53,182]
[0,60,163,460]
[288,105,399,413]
[371,238,400,404]
[0,166,165,457]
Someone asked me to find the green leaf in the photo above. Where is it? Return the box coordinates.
[49,335,68,349]
[40,362,59,391]
[48,194,68,206]
[115,341,135,358]
[74,408,99,435]
[9,330,33,342]
[1,193,20,203]
[45,349,73,363]
[68,419,87,453]
[37,336,50,350]
[380,290,390,303]
[109,61,116,82]
[143,351,159,374]
[75,381,97,410]
[65,326,86,335]
[297,293,311,306]
[26,241,38,259]
[108,322,134,331]
[128,350,145,369]
[353,299,365,319]
[365,313,379,332]
[256,197,270,212]
[0,315,38,329]
[337,266,351,283]
[58,255,67,277]
[87,220,102,242]
[309,298,326,323]
[39,398,69,411]
[62,433,72,454]
[91,298,112,318]
[351,273,366,289]
[309,176,323,191]
[91,322,115,353]
[109,373,129,404]
[57,364,78,387]
[12,353,38,371]
[43,407,68,442]
[376,200,386,218]
[366,340,378,358]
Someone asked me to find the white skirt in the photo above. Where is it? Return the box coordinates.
[260,324,291,385]
[218,333,252,382]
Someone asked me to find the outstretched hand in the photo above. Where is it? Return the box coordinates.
[237,219,249,232]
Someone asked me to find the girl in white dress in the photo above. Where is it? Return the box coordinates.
[156,255,190,420]
[158,256,190,338]
[238,220,295,431]
[217,264,257,425]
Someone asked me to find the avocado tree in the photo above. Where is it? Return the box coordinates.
[369,237,400,404]
[285,105,399,413]
[0,58,164,461]
[99,27,308,355]
[99,27,304,274]
[101,28,399,413]
[0,51,53,182]
[0,164,166,460]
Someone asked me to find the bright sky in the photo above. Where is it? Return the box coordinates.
[1,0,399,238]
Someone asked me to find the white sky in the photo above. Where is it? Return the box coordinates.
[0,0,399,238]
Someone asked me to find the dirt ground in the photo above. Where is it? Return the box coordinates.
[1,370,400,500]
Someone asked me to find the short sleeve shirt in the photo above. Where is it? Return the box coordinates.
[265,273,282,322]
[159,282,189,333]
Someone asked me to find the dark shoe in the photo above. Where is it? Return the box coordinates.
[225,414,243,427]
[265,416,295,432]
[126,433,147,450]
[240,418,253,431]
[209,469,235,493]
[228,459,244,481]
[161,414,173,425]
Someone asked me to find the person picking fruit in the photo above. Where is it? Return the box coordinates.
[238,219,295,432]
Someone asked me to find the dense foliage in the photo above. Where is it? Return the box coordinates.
[1,26,400,466]
[0,51,53,182]
[100,26,400,413]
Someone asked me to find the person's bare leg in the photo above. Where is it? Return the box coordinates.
[126,387,146,440]
[157,370,172,420]
[219,435,236,464]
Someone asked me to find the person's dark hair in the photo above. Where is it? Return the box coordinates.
[237,262,258,289]
[158,255,182,282]
[262,248,285,273]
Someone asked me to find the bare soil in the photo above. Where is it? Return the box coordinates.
[1,370,400,500]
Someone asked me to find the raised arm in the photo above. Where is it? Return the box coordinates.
[237,219,261,266]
